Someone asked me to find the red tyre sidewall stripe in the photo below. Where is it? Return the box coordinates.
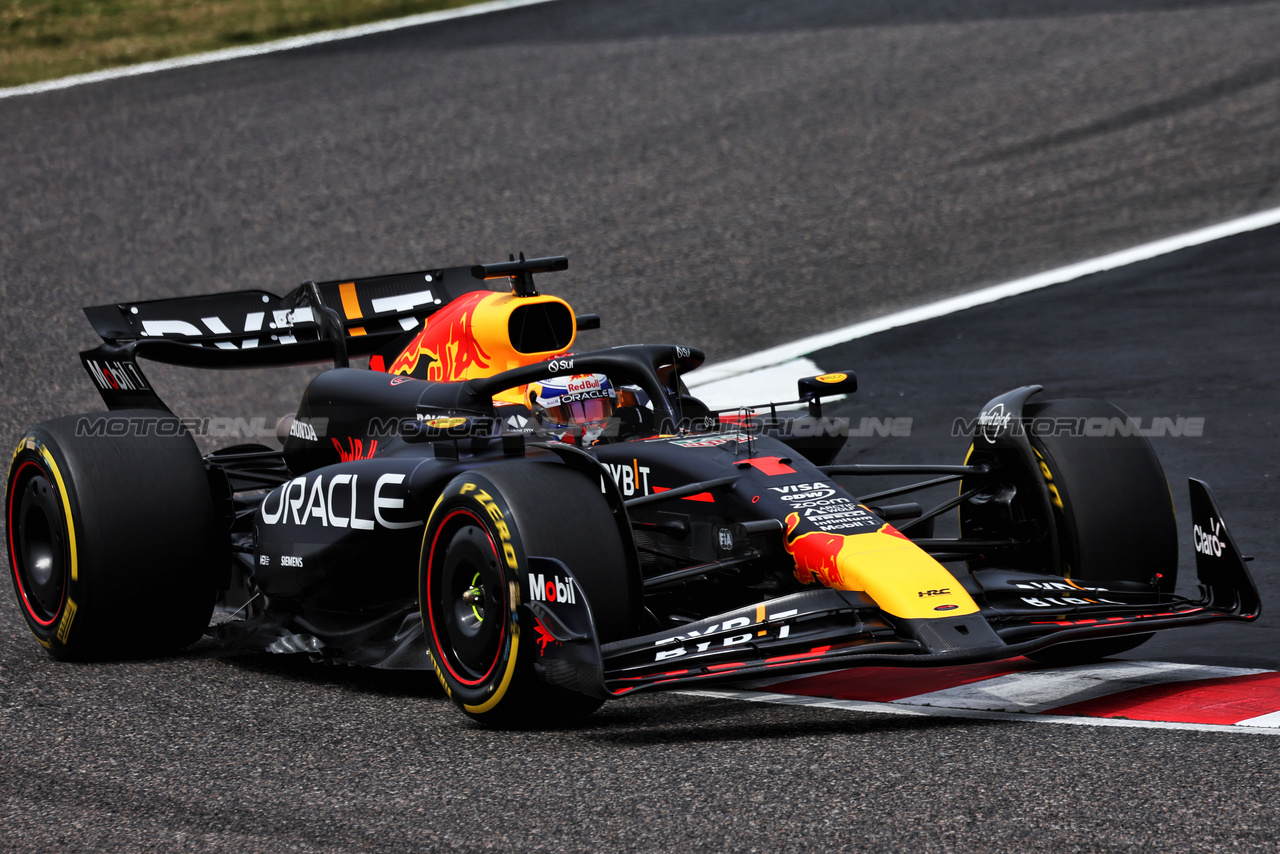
[426,507,508,688]
[8,458,66,628]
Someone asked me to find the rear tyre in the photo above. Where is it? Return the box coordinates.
[421,461,635,727]
[987,398,1176,664]
[6,410,222,660]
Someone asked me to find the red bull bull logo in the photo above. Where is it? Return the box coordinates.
[783,512,981,619]
[387,291,493,381]
[331,437,377,462]
[784,513,849,588]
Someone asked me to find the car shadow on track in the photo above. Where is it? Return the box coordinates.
[574,694,993,745]
[209,649,446,699]
[199,646,1014,741]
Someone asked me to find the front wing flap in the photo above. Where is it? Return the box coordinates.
[534,478,1260,697]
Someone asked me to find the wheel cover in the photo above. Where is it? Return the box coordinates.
[427,510,508,686]
[8,461,68,627]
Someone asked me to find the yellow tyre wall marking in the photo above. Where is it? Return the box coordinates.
[463,624,520,715]
[38,446,78,583]
[56,597,78,644]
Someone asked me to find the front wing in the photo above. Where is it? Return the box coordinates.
[529,479,1261,699]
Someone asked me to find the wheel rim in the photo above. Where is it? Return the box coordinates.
[427,511,507,686]
[8,461,68,627]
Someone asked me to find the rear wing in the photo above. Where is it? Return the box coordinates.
[78,256,576,410]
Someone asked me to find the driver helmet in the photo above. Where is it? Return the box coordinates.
[528,373,617,439]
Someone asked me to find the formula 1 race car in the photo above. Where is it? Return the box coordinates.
[6,256,1262,725]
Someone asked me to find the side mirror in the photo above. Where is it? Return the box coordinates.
[797,371,857,417]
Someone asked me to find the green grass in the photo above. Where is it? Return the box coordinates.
[1,0,488,88]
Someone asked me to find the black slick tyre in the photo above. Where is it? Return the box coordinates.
[420,461,635,726]
[1019,398,1177,664]
[6,410,222,660]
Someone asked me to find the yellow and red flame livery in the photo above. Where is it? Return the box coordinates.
[783,512,979,619]
[385,291,576,393]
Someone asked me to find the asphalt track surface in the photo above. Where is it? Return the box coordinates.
[3,1,1280,851]
[812,221,1280,672]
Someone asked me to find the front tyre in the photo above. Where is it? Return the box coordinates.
[421,461,634,727]
[984,398,1176,665]
[6,411,222,660]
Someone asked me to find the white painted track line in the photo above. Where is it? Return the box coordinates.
[686,357,823,410]
[688,204,1280,396]
[687,204,1280,735]
[1235,710,1280,727]
[0,0,561,101]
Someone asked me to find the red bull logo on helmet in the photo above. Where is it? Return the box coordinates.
[566,375,601,395]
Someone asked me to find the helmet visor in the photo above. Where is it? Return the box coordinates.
[541,397,614,427]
